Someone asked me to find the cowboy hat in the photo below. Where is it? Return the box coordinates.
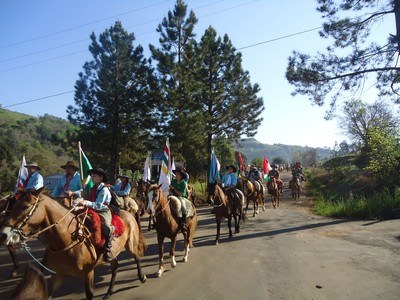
[117,174,130,180]
[172,166,188,180]
[225,164,237,172]
[88,168,108,182]
[61,161,79,170]
[25,162,41,170]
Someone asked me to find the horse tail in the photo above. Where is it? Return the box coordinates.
[137,228,147,257]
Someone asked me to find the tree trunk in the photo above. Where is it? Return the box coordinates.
[394,0,400,52]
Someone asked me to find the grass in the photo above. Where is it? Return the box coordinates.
[307,168,400,220]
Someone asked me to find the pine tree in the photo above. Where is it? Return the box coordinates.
[67,21,158,180]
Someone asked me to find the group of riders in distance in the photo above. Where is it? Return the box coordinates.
[0,159,306,299]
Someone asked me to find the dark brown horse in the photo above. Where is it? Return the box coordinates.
[0,194,21,278]
[12,264,47,300]
[0,188,147,300]
[207,183,246,245]
[268,176,280,208]
[146,183,197,277]
[291,175,301,200]
[136,179,155,231]
[237,177,265,217]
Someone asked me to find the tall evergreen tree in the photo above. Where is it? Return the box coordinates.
[150,0,205,177]
[194,27,264,179]
[67,21,158,181]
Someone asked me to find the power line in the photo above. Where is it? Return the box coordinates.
[0,0,171,50]
[1,91,74,108]
[237,26,322,50]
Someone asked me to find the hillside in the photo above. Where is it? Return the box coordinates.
[235,138,332,163]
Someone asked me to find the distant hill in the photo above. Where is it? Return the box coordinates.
[234,138,332,164]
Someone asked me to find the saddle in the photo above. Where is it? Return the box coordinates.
[78,209,125,248]
[168,196,196,219]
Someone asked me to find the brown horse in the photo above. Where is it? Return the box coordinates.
[0,188,147,300]
[237,177,264,217]
[268,177,280,208]
[207,183,246,245]
[291,175,301,200]
[0,194,21,278]
[146,183,197,277]
[12,264,47,300]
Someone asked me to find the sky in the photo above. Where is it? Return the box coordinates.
[0,0,393,148]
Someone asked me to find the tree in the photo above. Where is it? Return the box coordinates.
[150,0,206,177]
[67,21,158,181]
[340,99,400,147]
[194,27,264,180]
[286,0,400,117]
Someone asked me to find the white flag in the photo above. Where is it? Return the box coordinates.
[15,155,28,192]
[142,155,151,182]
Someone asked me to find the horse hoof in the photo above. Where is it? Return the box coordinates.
[214,239,219,245]
[157,269,164,277]
[235,229,240,233]
[140,274,147,283]
[182,256,188,262]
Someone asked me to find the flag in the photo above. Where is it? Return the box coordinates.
[209,149,221,183]
[171,156,176,178]
[237,151,246,175]
[263,154,271,175]
[79,142,94,195]
[158,138,171,195]
[142,155,151,182]
[15,155,28,192]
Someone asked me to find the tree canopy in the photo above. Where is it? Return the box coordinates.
[286,0,400,117]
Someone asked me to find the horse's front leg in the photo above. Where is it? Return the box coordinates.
[215,216,221,245]
[8,245,19,278]
[84,271,95,300]
[245,199,250,215]
[47,274,65,300]
[147,213,152,231]
[228,214,233,238]
[253,198,257,217]
[234,208,240,234]
[170,235,177,268]
[157,234,165,277]
[104,259,119,300]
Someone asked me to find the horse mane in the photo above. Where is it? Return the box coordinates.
[213,184,228,206]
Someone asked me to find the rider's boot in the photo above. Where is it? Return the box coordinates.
[104,227,114,262]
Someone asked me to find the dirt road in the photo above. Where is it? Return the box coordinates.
[0,172,399,299]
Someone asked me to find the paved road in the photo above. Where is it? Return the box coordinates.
[0,173,399,299]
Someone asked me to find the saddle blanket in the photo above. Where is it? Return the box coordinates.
[168,196,195,218]
[85,209,125,248]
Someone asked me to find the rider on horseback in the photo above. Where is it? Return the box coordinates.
[222,164,241,206]
[248,165,264,196]
[267,164,283,194]
[51,161,82,201]
[169,166,190,232]
[76,168,114,262]
[111,174,138,214]
[17,162,44,193]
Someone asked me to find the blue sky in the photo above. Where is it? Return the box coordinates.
[0,0,393,148]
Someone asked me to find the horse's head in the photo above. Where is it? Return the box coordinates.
[136,179,150,199]
[146,183,163,214]
[0,187,46,245]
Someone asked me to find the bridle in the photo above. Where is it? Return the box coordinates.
[148,188,171,217]
[8,193,75,242]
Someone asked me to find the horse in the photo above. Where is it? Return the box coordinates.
[187,184,196,207]
[268,176,280,208]
[146,183,197,277]
[0,187,147,300]
[291,175,301,200]
[0,194,21,278]
[12,264,47,300]
[237,177,264,217]
[207,183,246,245]
[136,179,155,231]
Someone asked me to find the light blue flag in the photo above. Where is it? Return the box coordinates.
[209,150,221,183]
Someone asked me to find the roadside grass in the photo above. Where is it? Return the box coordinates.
[306,168,400,220]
